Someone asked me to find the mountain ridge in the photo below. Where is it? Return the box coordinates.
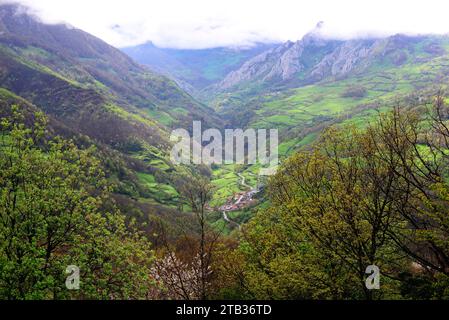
[214,33,445,92]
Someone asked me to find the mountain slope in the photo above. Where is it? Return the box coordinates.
[216,36,343,90]
[0,3,221,212]
[0,4,220,129]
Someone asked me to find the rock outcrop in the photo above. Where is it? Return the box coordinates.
[310,40,374,80]
[218,35,335,90]
[216,30,428,92]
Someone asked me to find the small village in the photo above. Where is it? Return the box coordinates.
[218,189,259,212]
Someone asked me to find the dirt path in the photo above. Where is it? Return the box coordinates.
[221,172,255,229]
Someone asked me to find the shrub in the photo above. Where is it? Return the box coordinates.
[341,85,367,98]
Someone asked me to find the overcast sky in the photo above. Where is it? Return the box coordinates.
[4,0,449,49]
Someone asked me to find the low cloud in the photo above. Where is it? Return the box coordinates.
[2,0,449,49]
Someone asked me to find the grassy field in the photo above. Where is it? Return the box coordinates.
[137,172,179,206]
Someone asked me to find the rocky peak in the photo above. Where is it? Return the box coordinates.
[301,21,327,44]
[218,27,334,89]
[310,39,375,80]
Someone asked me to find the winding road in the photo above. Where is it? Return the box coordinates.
[221,172,257,230]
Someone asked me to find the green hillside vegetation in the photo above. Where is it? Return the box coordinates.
[0,4,224,215]
[239,101,449,299]
[137,172,179,206]
[0,105,156,299]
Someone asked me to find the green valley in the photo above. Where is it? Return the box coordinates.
[2,1,449,302]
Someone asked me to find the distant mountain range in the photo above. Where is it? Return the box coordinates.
[122,41,278,94]
[124,26,449,114]
[215,32,449,92]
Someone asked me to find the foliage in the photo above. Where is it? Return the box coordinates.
[0,105,155,299]
[240,99,449,299]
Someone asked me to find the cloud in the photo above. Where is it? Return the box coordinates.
[3,0,449,49]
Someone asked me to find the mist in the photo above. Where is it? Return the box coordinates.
[2,0,449,49]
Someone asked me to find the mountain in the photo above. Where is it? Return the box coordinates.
[215,33,449,93]
[122,42,278,94]
[0,3,222,211]
[210,32,449,119]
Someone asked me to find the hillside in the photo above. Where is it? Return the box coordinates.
[0,3,222,213]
